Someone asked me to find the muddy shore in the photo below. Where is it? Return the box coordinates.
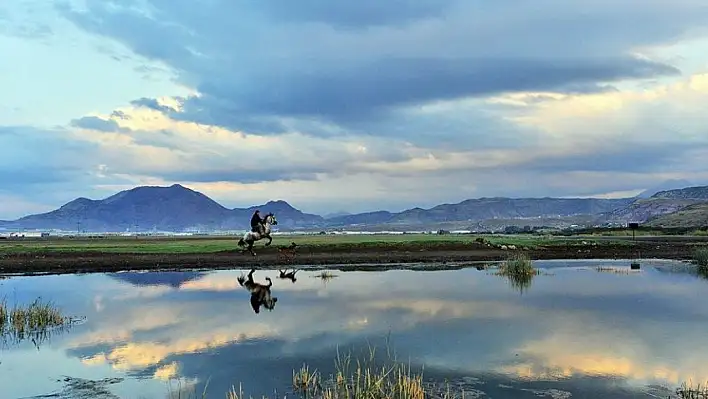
[0,239,699,276]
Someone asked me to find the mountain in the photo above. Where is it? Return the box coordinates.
[326,198,632,228]
[327,211,395,226]
[599,198,704,224]
[4,184,708,232]
[651,185,708,200]
[637,179,692,199]
[645,203,708,228]
[1,184,323,232]
[322,211,352,219]
[107,271,207,288]
[600,185,708,224]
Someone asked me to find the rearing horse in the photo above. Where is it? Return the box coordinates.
[237,212,277,256]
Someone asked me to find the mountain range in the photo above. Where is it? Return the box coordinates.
[1,182,707,232]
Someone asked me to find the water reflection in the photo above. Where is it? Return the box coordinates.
[1,260,707,398]
[277,268,300,283]
[237,269,279,314]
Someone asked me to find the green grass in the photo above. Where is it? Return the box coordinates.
[1,297,71,342]
[0,233,633,255]
[496,253,539,293]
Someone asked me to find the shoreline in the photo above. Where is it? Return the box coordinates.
[0,240,698,276]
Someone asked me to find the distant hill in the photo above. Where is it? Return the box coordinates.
[637,179,692,199]
[599,185,708,225]
[651,185,708,200]
[0,184,323,232]
[322,211,352,219]
[4,183,708,232]
[645,203,708,228]
[599,198,704,224]
[107,271,207,288]
[326,198,632,228]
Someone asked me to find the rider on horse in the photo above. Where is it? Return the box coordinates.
[251,210,265,236]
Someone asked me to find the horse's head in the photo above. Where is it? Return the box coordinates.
[264,212,278,225]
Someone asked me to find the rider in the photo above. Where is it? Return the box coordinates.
[250,209,265,236]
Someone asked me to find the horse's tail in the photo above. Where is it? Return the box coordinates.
[237,275,246,286]
[237,237,245,247]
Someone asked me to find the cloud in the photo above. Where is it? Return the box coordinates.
[2,0,708,216]
[56,0,701,134]
[70,116,127,133]
[0,126,97,187]
[49,267,708,397]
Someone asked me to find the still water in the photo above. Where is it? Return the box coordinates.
[1,260,707,398]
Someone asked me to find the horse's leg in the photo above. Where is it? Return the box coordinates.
[265,233,272,246]
[248,240,256,256]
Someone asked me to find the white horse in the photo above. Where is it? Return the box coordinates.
[237,213,278,256]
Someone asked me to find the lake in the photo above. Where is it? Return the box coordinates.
[1,259,707,398]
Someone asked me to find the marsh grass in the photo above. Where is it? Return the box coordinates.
[595,266,640,275]
[676,380,708,398]
[496,253,539,292]
[313,271,338,281]
[694,247,708,272]
[0,297,75,346]
[224,342,466,399]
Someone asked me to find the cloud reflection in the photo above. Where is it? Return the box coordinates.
[9,263,708,397]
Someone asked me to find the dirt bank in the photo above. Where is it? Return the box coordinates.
[0,240,699,276]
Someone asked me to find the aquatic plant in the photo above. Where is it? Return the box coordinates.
[498,253,535,277]
[694,247,708,272]
[225,343,466,399]
[676,380,708,398]
[495,253,539,293]
[1,297,73,344]
[313,271,338,281]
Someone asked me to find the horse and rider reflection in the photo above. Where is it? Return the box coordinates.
[278,268,299,283]
[237,269,278,314]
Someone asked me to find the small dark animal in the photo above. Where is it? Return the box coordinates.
[278,268,299,283]
[277,242,298,263]
[237,269,278,314]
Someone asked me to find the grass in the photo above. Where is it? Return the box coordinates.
[676,380,708,398]
[0,233,636,255]
[495,253,539,293]
[224,344,465,399]
[0,297,74,344]
[694,247,708,273]
[313,271,338,281]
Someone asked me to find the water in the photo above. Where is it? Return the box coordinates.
[1,259,707,398]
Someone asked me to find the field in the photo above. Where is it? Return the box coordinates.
[0,232,641,254]
[1,232,706,276]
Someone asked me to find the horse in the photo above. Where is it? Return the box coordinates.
[237,269,278,314]
[237,212,277,256]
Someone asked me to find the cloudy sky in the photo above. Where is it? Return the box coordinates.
[2,0,708,218]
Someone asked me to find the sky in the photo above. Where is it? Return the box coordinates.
[2,0,708,219]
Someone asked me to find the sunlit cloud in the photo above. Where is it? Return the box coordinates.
[2,0,708,216]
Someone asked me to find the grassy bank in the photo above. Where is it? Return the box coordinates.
[0,233,635,255]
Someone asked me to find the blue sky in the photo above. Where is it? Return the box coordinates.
[2,0,708,218]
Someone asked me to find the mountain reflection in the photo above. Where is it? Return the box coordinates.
[2,261,708,398]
